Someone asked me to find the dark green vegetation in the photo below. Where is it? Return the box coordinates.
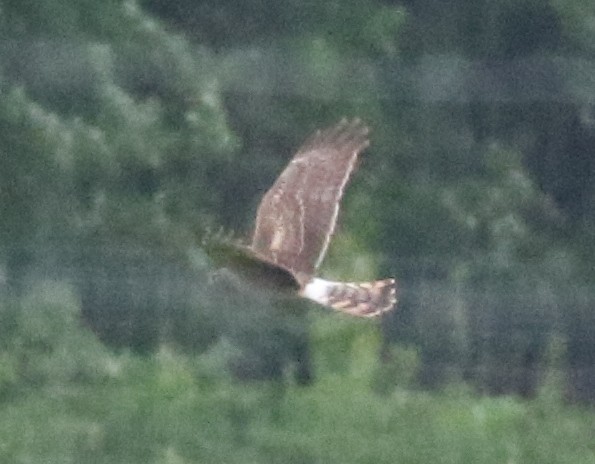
[1,0,594,462]
[0,283,593,463]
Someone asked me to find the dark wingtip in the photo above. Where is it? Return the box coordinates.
[299,118,370,154]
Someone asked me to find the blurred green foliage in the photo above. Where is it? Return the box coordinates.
[0,0,595,460]
[0,292,593,463]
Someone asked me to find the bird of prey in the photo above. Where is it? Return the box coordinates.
[205,119,396,317]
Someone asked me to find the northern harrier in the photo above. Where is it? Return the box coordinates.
[205,119,396,317]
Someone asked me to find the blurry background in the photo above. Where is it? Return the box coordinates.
[0,0,594,462]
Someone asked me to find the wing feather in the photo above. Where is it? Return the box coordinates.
[251,119,369,278]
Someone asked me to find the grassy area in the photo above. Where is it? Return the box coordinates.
[0,345,593,464]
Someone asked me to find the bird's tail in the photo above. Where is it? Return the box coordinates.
[300,277,397,317]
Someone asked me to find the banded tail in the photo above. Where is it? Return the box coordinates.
[300,277,397,317]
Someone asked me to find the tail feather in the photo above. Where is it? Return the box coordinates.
[300,277,397,317]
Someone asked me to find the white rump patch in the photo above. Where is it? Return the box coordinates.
[299,277,333,305]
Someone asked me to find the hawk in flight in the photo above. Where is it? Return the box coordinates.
[206,119,396,317]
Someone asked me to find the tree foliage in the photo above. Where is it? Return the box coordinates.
[0,0,594,409]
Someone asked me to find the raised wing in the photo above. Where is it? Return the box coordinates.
[251,119,369,279]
